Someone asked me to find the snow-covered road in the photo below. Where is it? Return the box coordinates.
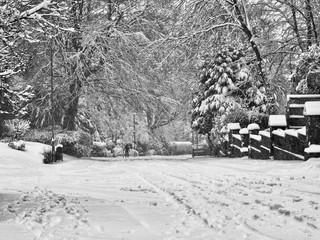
[1,142,320,239]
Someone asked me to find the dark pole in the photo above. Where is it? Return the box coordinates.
[0,80,3,138]
[50,37,55,162]
[191,91,194,157]
[133,113,136,153]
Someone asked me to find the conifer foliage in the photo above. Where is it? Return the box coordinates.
[191,46,275,140]
[292,45,320,94]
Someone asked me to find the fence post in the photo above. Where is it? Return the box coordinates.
[227,123,241,157]
[304,102,320,160]
[239,128,249,157]
[269,115,287,157]
[248,123,261,159]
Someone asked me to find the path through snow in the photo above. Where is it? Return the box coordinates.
[0,142,320,239]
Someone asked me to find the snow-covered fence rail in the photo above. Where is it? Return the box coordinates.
[286,94,320,129]
[268,115,304,160]
[239,128,249,157]
[272,129,305,160]
[222,99,320,160]
[304,101,320,159]
[248,123,261,159]
[259,130,271,159]
[228,123,242,157]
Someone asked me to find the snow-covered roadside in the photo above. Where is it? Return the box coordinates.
[128,158,320,239]
[1,141,320,239]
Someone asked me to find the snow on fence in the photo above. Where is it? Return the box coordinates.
[227,123,241,157]
[259,130,270,159]
[222,98,320,161]
[286,94,320,129]
[248,123,261,159]
[304,101,320,159]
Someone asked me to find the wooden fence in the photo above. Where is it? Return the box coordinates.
[220,96,320,161]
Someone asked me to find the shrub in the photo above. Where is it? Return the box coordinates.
[113,146,123,157]
[136,141,148,155]
[91,142,107,157]
[55,131,91,158]
[24,128,92,158]
[249,112,269,130]
[24,129,52,144]
[8,140,26,151]
[77,131,92,146]
[42,150,55,164]
[106,139,115,151]
[223,107,250,128]
[4,119,30,140]
[147,149,157,156]
[168,141,192,155]
[129,149,139,157]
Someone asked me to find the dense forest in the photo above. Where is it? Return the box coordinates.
[1,0,320,156]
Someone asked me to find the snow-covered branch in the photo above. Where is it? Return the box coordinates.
[19,0,53,19]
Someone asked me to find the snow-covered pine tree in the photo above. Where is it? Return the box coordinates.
[192,46,274,145]
[291,45,320,94]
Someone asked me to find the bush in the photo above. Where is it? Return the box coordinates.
[55,131,92,158]
[136,141,148,155]
[168,141,192,155]
[129,148,139,157]
[24,129,52,145]
[249,112,269,130]
[147,149,157,156]
[8,140,26,151]
[113,146,123,157]
[91,142,108,157]
[77,131,92,146]
[224,107,250,128]
[42,150,55,164]
[4,119,30,140]
[55,132,88,158]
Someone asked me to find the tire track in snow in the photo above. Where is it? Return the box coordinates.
[134,173,216,231]
[126,162,318,240]
[135,170,286,240]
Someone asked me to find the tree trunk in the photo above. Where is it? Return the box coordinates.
[308,0,319,46]
[63,76,82,130]
[0,117,3,138]
[63,0,83,131]
[290,0,305,51]
[231,0,266,84]
[207,133,213,156]
[305,0,314,48]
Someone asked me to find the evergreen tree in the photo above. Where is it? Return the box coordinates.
[192,45,276,146]
[292,45,320,94]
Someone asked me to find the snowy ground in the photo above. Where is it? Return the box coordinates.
[0,141,320,239]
